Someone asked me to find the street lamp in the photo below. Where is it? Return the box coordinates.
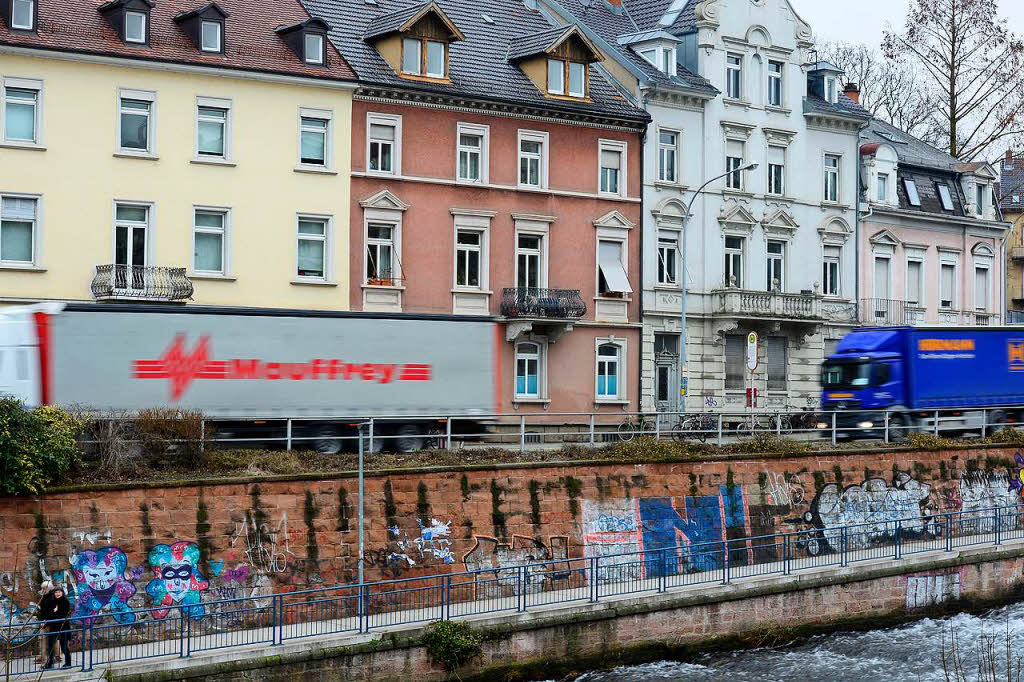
[676,161,758,414]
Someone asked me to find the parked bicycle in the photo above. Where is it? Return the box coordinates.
[672,414,715,443]
[617,415,656,441]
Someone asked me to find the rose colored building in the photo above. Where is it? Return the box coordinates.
[302,0,649,418]
[858,119,1009,328]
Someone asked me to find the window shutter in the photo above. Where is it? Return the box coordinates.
[1,197,36,219]
[768,146,785,165]
[766,337,787,392]
[369,124,394,141]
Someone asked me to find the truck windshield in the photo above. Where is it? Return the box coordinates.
[821,361,871,389]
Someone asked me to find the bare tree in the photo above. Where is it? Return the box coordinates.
[820,41,937,145]
[882,0,1024,161]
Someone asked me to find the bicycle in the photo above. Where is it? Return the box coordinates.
[617,415,656,441]
[672,414,715,443]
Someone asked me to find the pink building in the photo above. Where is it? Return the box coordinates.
[858,120,1009,330]
[304,0,650,418]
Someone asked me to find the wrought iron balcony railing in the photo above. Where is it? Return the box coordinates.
[1011,247,1024,260]
[860,298,922,326]
[500,287,586,319]
[91,265,194,302]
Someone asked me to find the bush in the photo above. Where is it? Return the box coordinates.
[985,426,1024,446]
[729,433,811,455]
[422,620,482,672]
[0,399,84,495]
[906,432,958,450]
[135,408,209,467]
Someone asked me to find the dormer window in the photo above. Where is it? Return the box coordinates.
[201,20,221,52]
[305,32,324,64]
[276,17,331,67]
[546,58,584,97]
[825,76,837,103]
[365,2,463,82]
[98,0,153,46]
[125,10,146,43]
[508,25,602,101]
[401,37,445,77]
[10,0,34,30]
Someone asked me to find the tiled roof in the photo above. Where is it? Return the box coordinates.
[621,0,673,31]
[999,155,1024,213]
[302,0,649,123]
[863,119,958,170]
[554,0,716,94]
[803,93,871,121]
[0,0,356,81]
[364,1,464,40]
[895,169,966,216]
[506,25,571,61]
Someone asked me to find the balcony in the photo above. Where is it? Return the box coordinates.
[1011,247,1024,260]
[714,289,825,320]
[501,287,586,342]
[860,299,1001,326]
[91,265,194,302]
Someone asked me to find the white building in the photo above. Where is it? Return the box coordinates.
[540,0,869,414]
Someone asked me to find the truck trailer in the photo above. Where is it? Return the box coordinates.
[820,326,1024,439]
[0,303,498,452]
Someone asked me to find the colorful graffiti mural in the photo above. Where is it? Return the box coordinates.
[71,547,137,625]
[145,542,209,620]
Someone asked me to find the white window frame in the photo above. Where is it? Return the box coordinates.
[595,237,630,297]
[822,245,841,297]
[2,77,42,146]
[194,95,232,162]
[547,58,565,95]
[401,37,421,74]
[598,139,626,197]
[877,173,888,202]
[456,122,489,184]
[453,221,488,291]
[939,253,958,310]
[191,205,231,276]
[514,222,548,289]
[514,339,547,401]
[725,140,745,191]
[766,59,783,107]
[111,200,153,274]
[905,254,924,307]
[937,183,955,211]
[823,153,840,203]
[825,76,837,103]
[0,192,41,267]
[116,88,156,156]
[425,40,446,78]
[726,53,743,100]
[976,183,988,216]
[200,20,222,53]
[904,178,921,206]
[594,337,627,403]
[304,33,324,65]
[872,254,892,301]
[567,61,586,97]
[297,107,333,170]
[366,112,401,176]
[364,221,398,285]
[656,231,679,287]
[517,129,548,189]
[766,239,785,291]
[724,235,744,288]
[657,127,679,184]
[973,262,991,312]
[767,145,785,196]
[10,0,33,29]
[295,213,332,282]
[124,10,147,43]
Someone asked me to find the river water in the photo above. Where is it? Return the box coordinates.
[569,602,1024,682]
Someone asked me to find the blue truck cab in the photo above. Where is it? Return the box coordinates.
[820,326,1024,438]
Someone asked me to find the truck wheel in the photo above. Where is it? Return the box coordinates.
[394,425,424,453]
[313,425,343,455]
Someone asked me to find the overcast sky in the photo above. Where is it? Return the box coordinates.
[789,0,1024,47]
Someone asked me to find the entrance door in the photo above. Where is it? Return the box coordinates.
[654,334,680,414]
[114,204,149,290]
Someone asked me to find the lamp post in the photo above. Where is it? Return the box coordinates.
[676,161,759,414]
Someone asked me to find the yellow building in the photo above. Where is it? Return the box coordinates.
[1000,152,1024,318]
[0,0,355,309]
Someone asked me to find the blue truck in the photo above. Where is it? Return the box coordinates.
[820,326,1024,438]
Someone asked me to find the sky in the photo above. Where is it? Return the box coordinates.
[789,0,1024,46]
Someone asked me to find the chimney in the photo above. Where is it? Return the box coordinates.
[604,0,622,10]
[1007,148,1015,163]
[843,82,860,104]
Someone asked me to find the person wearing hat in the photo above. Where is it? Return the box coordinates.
[39,583,72,669]
[35,581,57,666]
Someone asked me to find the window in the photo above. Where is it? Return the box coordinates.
[118,94,152,153]
[516,233,543,288]
[304,33,324,65]
[767,145,785,195]
[658,129,678,183]
[401,37,445,77]
[724,236,743,287]
[0,195,36,264]
[725,335,744,390]
[113,204,149,289]
[726,139,744,190]
[4,84,38,143]
[657,233,678,286]
[937,184,954,211]
[299,112,330,167]
[906,258,923,306]
[877,173,888,202]
[196,101,228,159]
[455,229,482,289]
[201,21,221,52]
[515,342,541,399]
[767,60,783,107]
[873,256,891,301]
[766,240,784,291]
[599,142,624,196]
[366,222,396,284]
[976,184,987,215]
[125,10,146,43]
[766,337,787,392]
[904,178,921,206]
[297,216,328,280]
[518,131,547,188]
[367,114,399,174]
[974,266,990,311]
[193,209,227,275]
[823,245,840,296]
[547,58,586,98]
[940,262,956,308]
[823,154,840,202]
[457,124,487,183]
[596,343,622,400]
[597,240,631,296]
[726,53,742,99]
[11,0,33,29]
[825,76,837,103]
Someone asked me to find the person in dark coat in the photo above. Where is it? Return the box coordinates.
[40,584,72,669]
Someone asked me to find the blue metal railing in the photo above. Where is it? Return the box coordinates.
[1,504,1019,676]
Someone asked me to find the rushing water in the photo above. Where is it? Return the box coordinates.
[568,602,1024,682]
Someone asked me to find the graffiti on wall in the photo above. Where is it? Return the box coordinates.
[145,542,209,620]
[462,535,569,592]
[71,547,138,625]
[228,511,295,575]
[905,569,965,610]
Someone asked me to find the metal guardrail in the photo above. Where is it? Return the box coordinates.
[499,287,586,319]
[3,504,1020,676]
[91,265,194,302]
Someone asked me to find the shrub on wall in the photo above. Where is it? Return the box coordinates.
[135,408,209,467]
[0,399,84,495]
[422,620,482,672]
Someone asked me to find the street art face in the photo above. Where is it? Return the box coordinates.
[145,542,208,619]
[72,547,137,625]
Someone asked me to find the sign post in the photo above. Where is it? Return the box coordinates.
[746,332,759,419]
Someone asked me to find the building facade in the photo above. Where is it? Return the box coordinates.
[859,120,1009,327]
[551,0,868,414]
[0,0,356,310]
[301,0,649,417]
[999,151,1024,318]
